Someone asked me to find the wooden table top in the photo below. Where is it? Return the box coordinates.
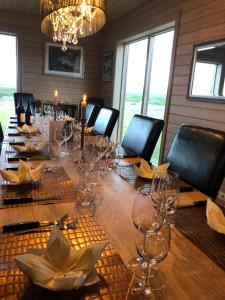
[0,131,225,299]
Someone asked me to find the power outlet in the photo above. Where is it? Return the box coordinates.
[218,191,225,201]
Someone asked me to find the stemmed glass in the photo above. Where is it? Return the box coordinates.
[128,186,163,274]
[127,224,170,299]
[54,126,68,158]
[72,120,81,150]
[95,136,109,175]
[151,170,180,226]
[79,145,100,186]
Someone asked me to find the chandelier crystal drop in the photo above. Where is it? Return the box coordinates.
[41,0,106,51]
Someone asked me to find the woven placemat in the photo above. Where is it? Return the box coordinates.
[175,205,225,271]
[115,164,151,189]
[0,216,131,299]
[0,167,76,208]
[3,142,51,161]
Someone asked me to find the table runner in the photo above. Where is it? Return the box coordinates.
[0,216,131,299]
[175,205,225,271]
[0,167,76,208]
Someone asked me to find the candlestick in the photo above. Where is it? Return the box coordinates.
[80,94,87,151]
[81,94,87,120]
[53,90,58,120]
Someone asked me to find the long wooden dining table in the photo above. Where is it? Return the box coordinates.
[0,124,225,300]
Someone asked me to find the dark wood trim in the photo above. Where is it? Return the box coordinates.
[160,9,181,163]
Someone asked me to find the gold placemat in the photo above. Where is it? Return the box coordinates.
[0,167,76,209]
[175,205,225,271]
[115,164,151,189]
[0,216,131,299]
[2,142,51,161]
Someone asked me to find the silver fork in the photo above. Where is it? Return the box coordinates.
[14,214,74,235]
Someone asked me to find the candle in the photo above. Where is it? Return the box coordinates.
[54,90,58,105]
[81,94,87,120]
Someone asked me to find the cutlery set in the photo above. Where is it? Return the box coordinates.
[3,195,62,205]
[2,214,77,234]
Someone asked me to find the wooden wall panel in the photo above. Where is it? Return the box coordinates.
[0,11,103,105]
[100,0,225,196]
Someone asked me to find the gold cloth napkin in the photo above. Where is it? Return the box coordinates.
[0,160,44,184]
[63,115,75,122]
[206,199,225,234]
[134,159,170,179]
[16,124,37,134]
[11,142,46,153]
[15,226,106,291]
[85,126,94,133]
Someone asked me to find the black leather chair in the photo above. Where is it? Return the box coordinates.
[0,122,4,154]
[165,124,225,199]
[14,93,35,114]
[86,103,100,127]
[58,104,78,118]
[92,107,119,138]
[122,115,164,161]
[87,97,104,107]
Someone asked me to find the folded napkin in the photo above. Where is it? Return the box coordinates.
[15,226,106,291]
[134,159,170,179]
[85,126,94,133]
[0,160,44,184]
[63,115,75,122]
[16,124,37,134]
[206,199,225,234]
[96,137,108,148]
[11,142,46,153]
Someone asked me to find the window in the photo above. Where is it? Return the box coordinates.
[0,33,17,133]
[115,29,174,164]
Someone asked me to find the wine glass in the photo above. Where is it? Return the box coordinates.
[79,145,100,186]
[54,126,68,158]
[152,170,180,226]
[128,186,163,274]
[129,224,170,298]
[95,136,109,175]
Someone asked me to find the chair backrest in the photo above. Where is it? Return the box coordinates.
[122,115,164,161]
[58,104,78,118]
[0,122,4,153]
[87,97,104,107]
[14,93,35,115]
[165,124,225,198]
[86,103,100,127]
[93,107,119,138]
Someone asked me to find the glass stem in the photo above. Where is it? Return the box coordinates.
[144,264,153,295]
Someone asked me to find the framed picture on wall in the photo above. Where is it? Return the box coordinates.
[103,50,113,82]
[44,42,84,78]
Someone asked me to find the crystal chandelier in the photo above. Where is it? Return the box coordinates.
[41,0,106,51]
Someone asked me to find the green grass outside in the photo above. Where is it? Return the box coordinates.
[0,87,16,133]
[126,92,166,106]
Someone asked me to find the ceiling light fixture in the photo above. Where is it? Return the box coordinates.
[41,0,106,51]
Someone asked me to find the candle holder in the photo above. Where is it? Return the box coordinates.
[53,104,57,120]
[80,118,86,152]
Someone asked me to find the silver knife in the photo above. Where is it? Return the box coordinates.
[3,214,68,234]
[3,195,62,205]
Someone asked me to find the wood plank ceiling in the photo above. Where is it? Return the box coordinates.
[0,0,149,22]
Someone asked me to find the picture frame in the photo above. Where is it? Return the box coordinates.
[103,50,113,82]
[44,42,84,78]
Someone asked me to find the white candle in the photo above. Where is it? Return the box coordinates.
[54,90,58,105]
[81,94,87,120]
